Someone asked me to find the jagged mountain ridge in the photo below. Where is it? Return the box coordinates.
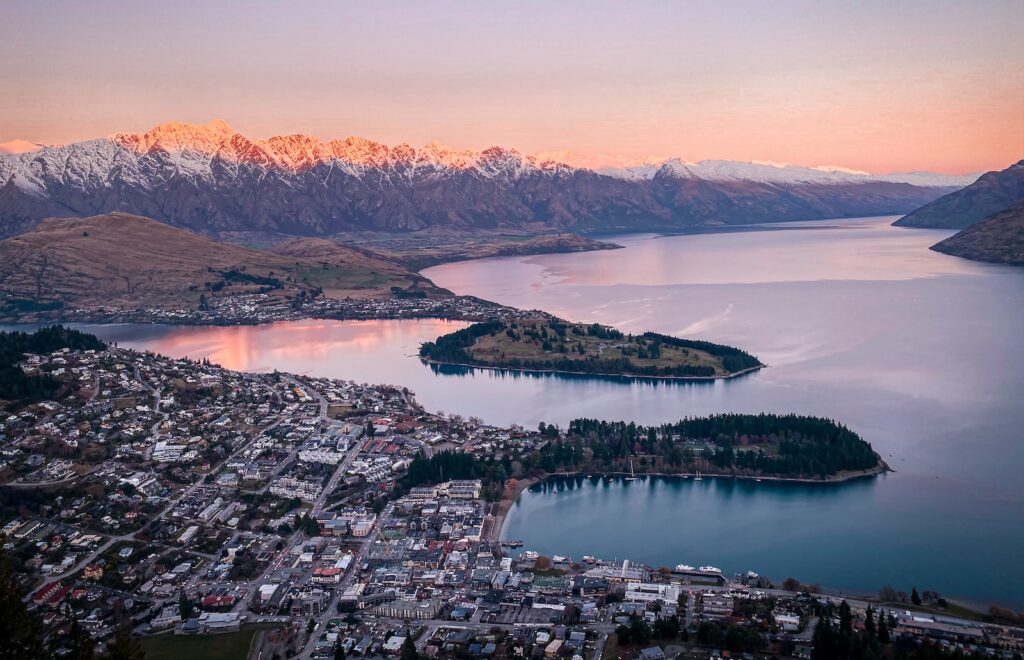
[0,120,966,238]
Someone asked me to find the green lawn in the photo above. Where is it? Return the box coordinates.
[140,628,259,660]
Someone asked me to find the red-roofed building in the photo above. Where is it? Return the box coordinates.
[201,594,236,609]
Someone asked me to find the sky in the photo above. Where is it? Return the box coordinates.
[2,0,1022,175]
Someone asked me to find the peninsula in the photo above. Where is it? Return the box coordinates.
[418,317,763,379]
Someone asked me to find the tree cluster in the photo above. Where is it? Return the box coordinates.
[548,413,879,478]
[0,325,105,404]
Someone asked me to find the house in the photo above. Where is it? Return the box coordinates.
[639,648,666,660]
[383,636,406,654]
[83,564,104,581]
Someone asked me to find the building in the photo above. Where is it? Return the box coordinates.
[373,598,443,620]
[269,476,323,502]
[198,612,242,633]
[625,582,681,604]
[150,606,182,630]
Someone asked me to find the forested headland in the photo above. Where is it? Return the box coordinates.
[419,318,762,380]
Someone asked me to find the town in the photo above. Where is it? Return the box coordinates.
[2,337,1022,660]
[7,290,549,327]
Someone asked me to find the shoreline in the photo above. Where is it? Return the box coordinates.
[421,357,765,383]
[485,476,540,546]
[488,460,890,545]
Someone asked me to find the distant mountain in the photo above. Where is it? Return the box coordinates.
[0,212,444,316]
[931,201,1024,265]
[0,120,966,239]
[894,160,1024,229]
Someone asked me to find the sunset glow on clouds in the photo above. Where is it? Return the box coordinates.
[2,0,1022,175]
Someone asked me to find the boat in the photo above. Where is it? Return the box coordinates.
[500,539,524,548]
[674,564,695,572]
[625,459,638,481]
[699,565,723,574]
[694,469,702,481]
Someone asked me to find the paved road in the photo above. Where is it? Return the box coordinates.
[25,399,291,604]
[296,503,387,659]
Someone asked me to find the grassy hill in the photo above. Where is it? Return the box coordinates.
[269,236,449,297]
[0,213,448,317]
[419,317,763,379]
[931,201,1024,265]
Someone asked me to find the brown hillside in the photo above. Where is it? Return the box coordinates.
[931,201,1024,265]
[0,213,444,312]
[269,237,449,297]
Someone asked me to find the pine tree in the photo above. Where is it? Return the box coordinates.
[877,614,890,643]
[334,641,347,660]
[911,587,922,606]
[865,605,876,636]
[178,590,194,619]
[0,551,53,660]
[66,619,96,660]
[103,621,145,660]
[400,634,419,660]
[839,600,853,637]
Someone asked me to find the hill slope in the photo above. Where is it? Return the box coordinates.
[894,160,1024,229]
[931,201,1024,265]
[0,120,962,239]
[268,237,446,297]
[0,213,445,317]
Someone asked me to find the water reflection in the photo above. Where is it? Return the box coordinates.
[9,216,1020,607]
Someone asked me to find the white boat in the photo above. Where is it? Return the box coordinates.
[699,565,723,574]
[674,564,695,572]
[625,459,638,481]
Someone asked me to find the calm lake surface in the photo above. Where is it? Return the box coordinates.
[52,216,1024,607]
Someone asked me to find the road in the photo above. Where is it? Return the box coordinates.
[295,502,388,659]
[25,386,292,604]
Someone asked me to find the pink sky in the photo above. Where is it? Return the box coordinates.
[2,1,1022,175]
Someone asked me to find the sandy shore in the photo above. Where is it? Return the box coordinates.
[485,476,540,545]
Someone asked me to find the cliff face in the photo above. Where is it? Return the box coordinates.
[895,160,1024,229]
[0,120,961,239]
[931,201,1024,265]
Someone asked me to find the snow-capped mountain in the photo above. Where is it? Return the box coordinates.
[0,120,970,238]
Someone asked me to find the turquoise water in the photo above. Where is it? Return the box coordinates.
[43,216,1024,607]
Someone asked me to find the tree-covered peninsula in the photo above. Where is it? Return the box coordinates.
[535,413,885,481]
[396,413,885,492]
[419,317,763,379]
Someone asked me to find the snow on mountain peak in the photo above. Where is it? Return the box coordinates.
[4,120,979,190]
[0,139,47,155]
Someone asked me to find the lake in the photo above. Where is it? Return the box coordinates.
[50,216,1024,608]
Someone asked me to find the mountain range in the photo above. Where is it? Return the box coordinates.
[887,160,1024,265]
[894,160,1024,229]
[0,120,971,239]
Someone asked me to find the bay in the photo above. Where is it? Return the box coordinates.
[33,216,1024,607]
